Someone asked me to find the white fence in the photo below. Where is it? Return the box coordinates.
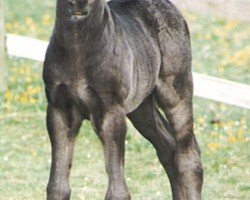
[5,34,250,109]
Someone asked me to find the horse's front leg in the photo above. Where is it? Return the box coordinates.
[93,107,130,200]
[46,104,82,200]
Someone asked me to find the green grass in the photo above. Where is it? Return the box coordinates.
[186,11,250,84]
[1,0,250,199]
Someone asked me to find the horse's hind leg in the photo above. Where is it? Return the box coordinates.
[128,96,181,199]
[156,71,203,200]
[156,70,203,199]
[155,23,203,198]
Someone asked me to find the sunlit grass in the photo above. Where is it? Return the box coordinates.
[0,0,249,199]
[184,11,250,84]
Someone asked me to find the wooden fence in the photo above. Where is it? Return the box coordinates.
[5,34,250,109]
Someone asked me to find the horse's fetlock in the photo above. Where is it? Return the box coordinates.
[105,190,131,200]
[47,183,71,200]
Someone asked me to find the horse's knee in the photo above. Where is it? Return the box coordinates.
[47,183,71,200]
[102,107,127,141]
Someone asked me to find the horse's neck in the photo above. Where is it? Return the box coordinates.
[54,0,108,48]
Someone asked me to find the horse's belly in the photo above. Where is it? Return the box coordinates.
[124,47,161,113]
[124,81,155,114]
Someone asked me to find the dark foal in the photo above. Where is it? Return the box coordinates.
[43,0,203,199]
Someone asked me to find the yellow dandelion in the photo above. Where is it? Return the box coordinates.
[207,142,220,151]
[20,96,29,104]
[197,117,205,125]
[27,86,41,94]
[29,98,37,105]
[226,120,234,127]
[220,59,228,66]
[211,131,218,137]
[224,21,237,31]
[10,76,17,83]
[24,66,31,75]
[42,14,52,26]
[31,150,37,157]
[19,68,26,75]
[25,17,33,26]
[230,47,250,67]
[5,90,12,102]
[228,135,237,143]
[25,77,32,83]
[29,24,37,33]
[33,86,40,93]
[36,86,42,93]
[5,22,13,31]
[218,65,224,73]
[33,74,40,80]
[213,28,227,40]
[237,129,245,136]
[237,129,246,142]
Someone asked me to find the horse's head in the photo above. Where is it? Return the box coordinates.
[57,0,97,21]
[68,0,93,17]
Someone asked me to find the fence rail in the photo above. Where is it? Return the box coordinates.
[6,34,47,62]
[193,73,250,109]
[5,34,250,109]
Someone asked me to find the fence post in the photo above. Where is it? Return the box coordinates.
[0,0,7,92]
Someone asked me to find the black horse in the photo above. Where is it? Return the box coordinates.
[43,0,203,199]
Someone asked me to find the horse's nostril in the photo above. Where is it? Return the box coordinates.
[68,0,76,6]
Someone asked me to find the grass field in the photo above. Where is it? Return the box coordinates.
[0,0,250,199]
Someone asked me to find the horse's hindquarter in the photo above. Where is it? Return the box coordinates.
[109,1,161,113]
